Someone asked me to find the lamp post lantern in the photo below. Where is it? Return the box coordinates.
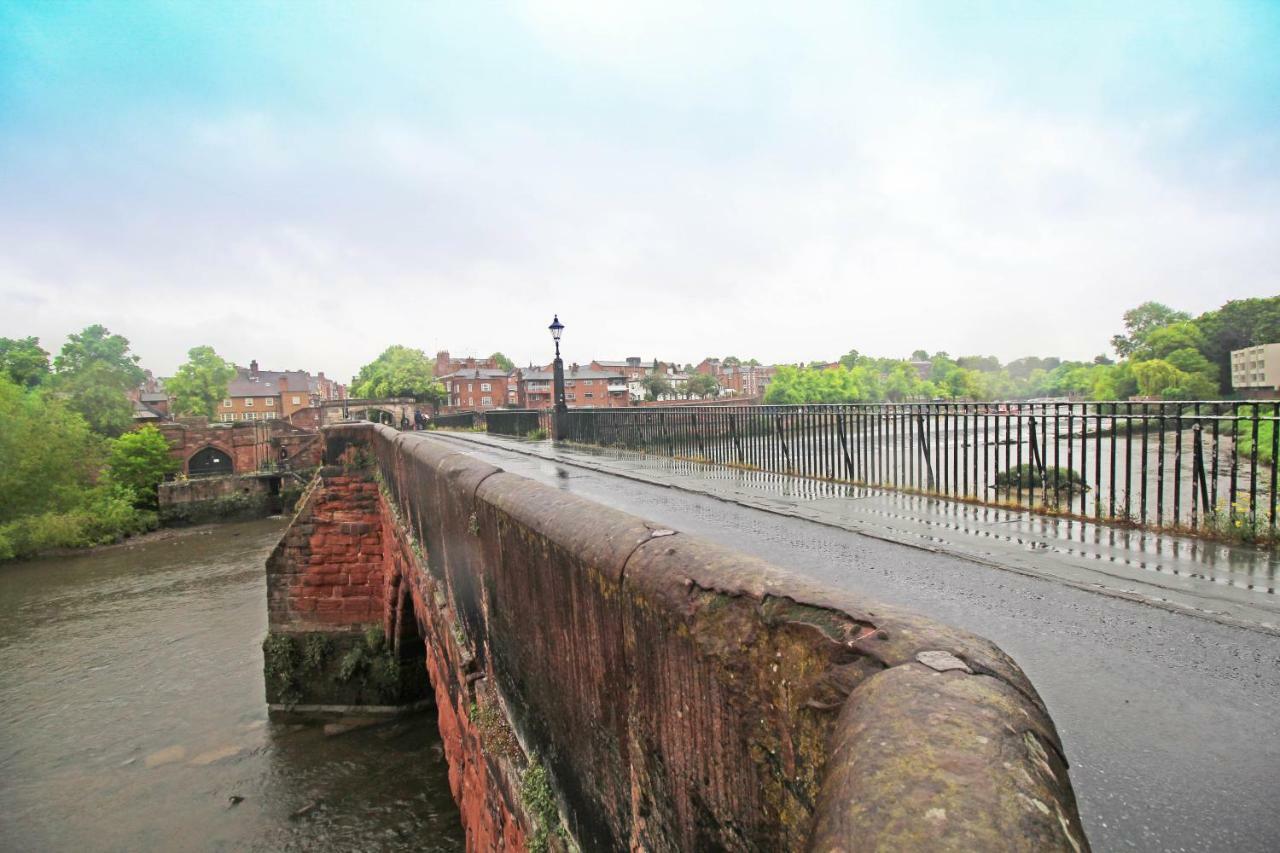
[549,314,568,417]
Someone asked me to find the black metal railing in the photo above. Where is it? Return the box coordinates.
[486,409,549,437]
[432,411,481,430]
[556,401,1279,540]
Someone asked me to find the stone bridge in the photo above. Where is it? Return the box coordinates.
[316,397,419,425]
[264,423,1088,851]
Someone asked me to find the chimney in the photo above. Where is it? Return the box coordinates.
[279,376,289,393]
[571,362,579,373]
[250,359,259,378]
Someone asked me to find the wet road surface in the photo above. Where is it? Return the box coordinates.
[435,431,1280,853]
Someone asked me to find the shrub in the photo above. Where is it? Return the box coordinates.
[994,464,1089,494]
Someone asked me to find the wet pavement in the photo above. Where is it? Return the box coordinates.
[431,430,1280,853]
[438,431,1280,633]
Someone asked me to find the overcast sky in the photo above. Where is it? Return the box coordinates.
[2,1,1277,381]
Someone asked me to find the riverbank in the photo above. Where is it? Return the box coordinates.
[22,520,262,561]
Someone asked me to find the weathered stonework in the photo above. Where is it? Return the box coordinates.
[266,424,1091,852]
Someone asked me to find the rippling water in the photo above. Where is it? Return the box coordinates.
[0,518,463,851]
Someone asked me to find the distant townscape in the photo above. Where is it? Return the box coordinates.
[0,295,1275,561]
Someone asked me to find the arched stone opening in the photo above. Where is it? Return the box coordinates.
[187,445,234,477]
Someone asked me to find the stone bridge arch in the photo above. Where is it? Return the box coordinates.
[187,444,235,477]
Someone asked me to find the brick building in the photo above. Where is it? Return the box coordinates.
[434,350,504,378]
[219,360,345,423]
[514,365,630,409]
[441,368,512,411]
[158,418,323,477]
[589,358,651,382]
[694,359,775,398]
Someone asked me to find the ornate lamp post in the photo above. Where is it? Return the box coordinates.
[549,315,568,419]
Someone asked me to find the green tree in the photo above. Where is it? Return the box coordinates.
[0,375,103,523]
[52,325,146,436]
[352,346,447,406]
[57,361,137,436]
[0,374,156,560]
[53,324,146,385]
[489,352,515,372]
[838,349,863,369]
[166,346,237,418]
[1193,297,1280,389]
[686,373,720,399]
[910,349,930,361]
[1110,301,1190,358]
[0,336,51,388]
[107,425,179,508]
[1131,359,1184,398]
[640,374,674,401]
[1136,321,1206,361]
[955,355,1001,373]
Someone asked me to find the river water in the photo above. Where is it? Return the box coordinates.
[0,518,464,852]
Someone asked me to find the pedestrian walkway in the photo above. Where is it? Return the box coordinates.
[430,430,1280,633]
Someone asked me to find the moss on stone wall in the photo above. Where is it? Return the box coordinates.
[262,626,426,708]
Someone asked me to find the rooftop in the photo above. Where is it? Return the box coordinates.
[228,366,313,397]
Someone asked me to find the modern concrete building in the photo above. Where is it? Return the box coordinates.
[1230,344,1280,398]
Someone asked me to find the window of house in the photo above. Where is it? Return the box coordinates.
[468,383,474,392]
[481,383,492,392]
[584,392,594,399]
[244,398,254,407]
[265,398,274,407]
[223,399,232,408]
[292,396,301,405]
[221,413,234,422]
[566,393,576,400]
[481,396,492,405]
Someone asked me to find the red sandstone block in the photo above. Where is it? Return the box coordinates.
[300,574,333,587]
[294,598,317,612]
[315,599,344,612]
[341,597,371,612]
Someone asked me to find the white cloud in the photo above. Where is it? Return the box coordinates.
[1,3,1275,378]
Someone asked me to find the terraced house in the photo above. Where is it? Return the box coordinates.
[219,360,318,422]
[441,368,511,411]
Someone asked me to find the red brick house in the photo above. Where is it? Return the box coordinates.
[441,368,512,411]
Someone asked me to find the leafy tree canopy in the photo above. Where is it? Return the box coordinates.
[489,351,515,372]
[54,324,145,386]
[0,374,104,523]
[167,346,237,418]
[352,346,446,403]
[0,336,50,388]
[107,425,179,509]
[1111,301,1190,358]
[686,373,720,398]
[51,325,146,436]
[640,374,674,401]
[58,361,137,436]
[1193,296,1280,388]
